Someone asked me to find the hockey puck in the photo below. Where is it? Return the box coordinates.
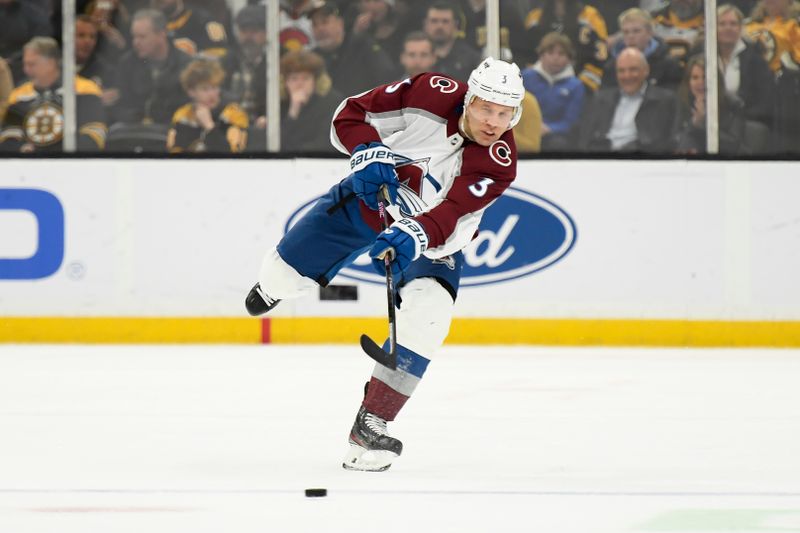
[304,488,327,497]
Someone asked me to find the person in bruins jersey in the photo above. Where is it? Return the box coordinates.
[651,0,705,67]
[167,58,247,153]
[745,0,800,73]
[152,0,229,57]
[523,0,609,92]
[0,37,106,153]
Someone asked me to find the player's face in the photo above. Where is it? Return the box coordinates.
[189,83,221,109]
[540,45,570,76]
[465,97,514,146]
[616,52,648,95]
[23,49,58,87]
[400,40,436,77]
[689,64,705,100]
[424,9,457,45]
[621,19,651,51]
[75,20,98,62]
[717,11,742,47]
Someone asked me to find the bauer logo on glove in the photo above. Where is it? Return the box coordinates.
[369,218,429,277]
[350,142,399,210]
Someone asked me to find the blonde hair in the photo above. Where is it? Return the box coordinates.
[180,59,225,92]
[718,3,744,23]
[618,8,653,32]
[24,37,61,61]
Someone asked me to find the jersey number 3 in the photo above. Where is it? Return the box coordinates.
[469,177,494,197]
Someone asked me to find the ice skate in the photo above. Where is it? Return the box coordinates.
[342,406,402,472]
[244,283,280,316]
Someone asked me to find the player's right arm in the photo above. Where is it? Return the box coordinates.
[331,73,463,209]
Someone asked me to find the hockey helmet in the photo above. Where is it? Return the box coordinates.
[465,57,525,128]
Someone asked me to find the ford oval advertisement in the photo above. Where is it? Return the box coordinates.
[285,186,577,287]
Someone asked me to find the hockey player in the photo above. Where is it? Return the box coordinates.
[245,57,523,471]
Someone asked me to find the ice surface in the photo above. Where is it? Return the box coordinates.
[0,344,798,532]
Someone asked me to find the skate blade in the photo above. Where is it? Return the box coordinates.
[341,444,397,472]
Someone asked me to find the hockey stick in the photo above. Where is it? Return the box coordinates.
[359,185,398,370]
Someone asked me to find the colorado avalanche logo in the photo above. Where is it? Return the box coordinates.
[429,75,459,94]
[489,140,512,167]
[393,154,438,217]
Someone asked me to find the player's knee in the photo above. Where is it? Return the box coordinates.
[258,247,317,300]
[396,277,454,355]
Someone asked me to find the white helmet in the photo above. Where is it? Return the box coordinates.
[465,57,525,129]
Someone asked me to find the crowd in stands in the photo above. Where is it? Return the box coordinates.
[1,0,800,155]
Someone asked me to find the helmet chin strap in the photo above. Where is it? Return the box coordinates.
[458,112,475,142]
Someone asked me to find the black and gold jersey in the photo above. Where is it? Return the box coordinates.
[525,4,609,92]
[652,7,704,66]
[167,102,248,153]
[745,16,800,73]
[0,76,107,152]
[168,7,229,58]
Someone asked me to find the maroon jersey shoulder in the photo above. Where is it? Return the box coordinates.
[460,128,517,182]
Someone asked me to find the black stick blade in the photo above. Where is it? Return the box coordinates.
[359,334,397,370]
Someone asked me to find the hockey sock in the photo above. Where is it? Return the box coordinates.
[363,342,430,421]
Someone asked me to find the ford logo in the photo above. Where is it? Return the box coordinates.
[285,186,577,287]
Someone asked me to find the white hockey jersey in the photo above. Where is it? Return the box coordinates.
[330,72,518,259]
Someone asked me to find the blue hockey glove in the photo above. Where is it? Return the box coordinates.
[370,218,429,278]
[350,142,399,210]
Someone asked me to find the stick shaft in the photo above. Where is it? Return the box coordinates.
[377,191,397,356]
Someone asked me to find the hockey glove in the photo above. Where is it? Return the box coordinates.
[350,142,399,210]
[370,218,429,278]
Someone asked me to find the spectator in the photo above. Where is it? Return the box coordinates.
[522,0,609,92]
[152,0,229,57]
[224,4,268,126]
[602,8,684,90]
[86,0,131,64]
[279,49,343,152]
[744,0,800,73]
[522,32,586,151]
[0,37,107,153]
[352,0,405,62]
[672,54,745,154]
[112,9,192,124]
[513,91,544,153]
[716,4,774,151]
[423,1,482,82]
[398,31,437,78]
[0,0,53,82]
[76,14,117,104]
[0,57,13,123]
[652,0,705,66]
[578,47,676,153]
[309,1,395,97]
[167,58,248,152]
[454,0,527,62]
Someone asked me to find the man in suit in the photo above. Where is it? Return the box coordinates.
[579,46,676,153]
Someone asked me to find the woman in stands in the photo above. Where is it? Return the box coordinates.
[672,54,745,155]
